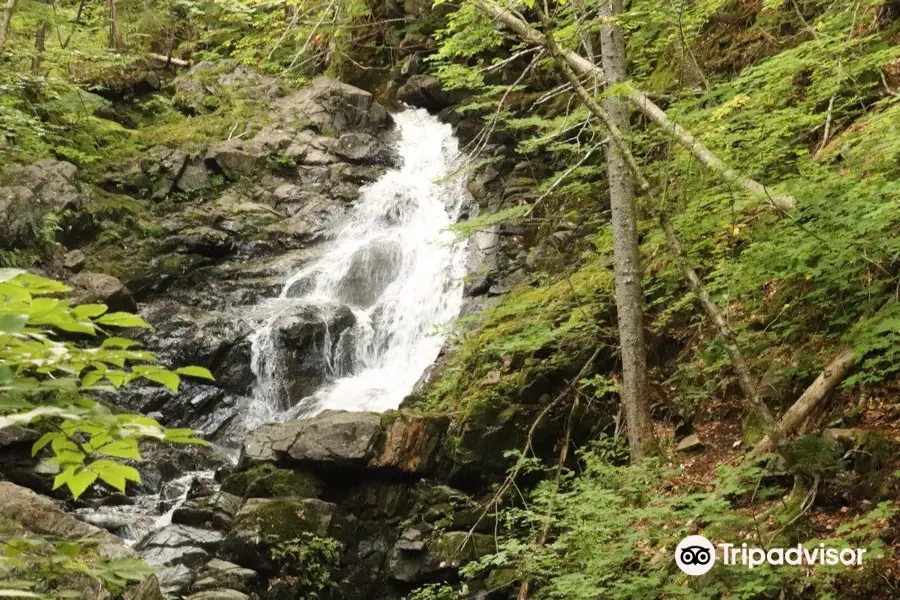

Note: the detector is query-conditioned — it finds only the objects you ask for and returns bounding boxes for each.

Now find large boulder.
[71,271,137,312]
[276,77,392,135]
[397,75,458,111]
[0,482,163,598]
[0,159,90,249]
[241,410,381,467]
[173,61,281,115]
[261,303,357,405]
[135,524,224,568]
[240,410,447,474]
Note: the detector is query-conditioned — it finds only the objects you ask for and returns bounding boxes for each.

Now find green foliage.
[270,532,342,598]
[0,531,155,600]
[0,269,207,499]
[422,252,616,415]
[450,440,894,599]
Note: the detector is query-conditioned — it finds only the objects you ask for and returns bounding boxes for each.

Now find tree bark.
[108,0,121,50]
[474,0,795,211]
[0,0,17,56]
[31,19,47,73]
[597,0,654,462]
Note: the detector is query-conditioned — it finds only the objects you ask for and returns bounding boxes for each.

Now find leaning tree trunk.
[598,0,655,462]
[0,0,17,56]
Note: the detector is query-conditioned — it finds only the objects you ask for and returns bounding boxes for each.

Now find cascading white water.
[245,108,469,426]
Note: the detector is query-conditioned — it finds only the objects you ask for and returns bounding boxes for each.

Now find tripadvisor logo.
[675,535,716,576]
[675,535,868,576]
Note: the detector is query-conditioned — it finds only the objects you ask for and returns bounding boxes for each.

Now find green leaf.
[101,336,141,349]
[72,304,108,319]
[90,459,141,492]
[175,365,215,380]
[96,439,141,460]
[65,467,100,499]
[0,591,42,598]
[164,428,207,445]
[142,370,180,393]
[96,312,150,329]
[0,313,28,333]
[31,432,62,456]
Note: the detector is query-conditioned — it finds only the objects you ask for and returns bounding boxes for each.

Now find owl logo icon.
[675,535,716,576]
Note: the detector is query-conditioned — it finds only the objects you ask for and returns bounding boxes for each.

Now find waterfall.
[244,108,469,427]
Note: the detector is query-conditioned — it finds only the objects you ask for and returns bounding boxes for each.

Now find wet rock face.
[396,75,459,111]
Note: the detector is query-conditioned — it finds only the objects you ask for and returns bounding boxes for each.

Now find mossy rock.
[221,464,323,499]
[231,497,336,539]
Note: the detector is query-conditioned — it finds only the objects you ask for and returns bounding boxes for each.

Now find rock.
[287,410,380,465]
[135,524,224,568]
[331,240,403,308]
[276,76,392,135]
[174,226,235,258]
[176,161,213,194]
[397,75,458,111]
[0,482,133,560]
[157,564,197,596]
[675,433,705,453]
[173,490,243,530]
[0,159,90,249]
[220,464,323,499]
[333,132,392,164]
[0,425,39,447]
[201,559,258,592]
[184,591,250,600]
[374,413,447,474]
[241,410,448,475]
[71,271,136,313]
[218,497,339,574]
[387,531,494,583]
[205,141,264,180]
[63,249,86,272]
[122,575,164,600]
[173,61,280,115]
[263,303,357,404]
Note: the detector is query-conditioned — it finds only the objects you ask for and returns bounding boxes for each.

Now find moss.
[221,464,323,499]
[418,257,615,418]
[234,498,331,540]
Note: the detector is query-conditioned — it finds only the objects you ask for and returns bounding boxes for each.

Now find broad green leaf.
[90,459,141,492]
[175,365,215,380]
[72,304,108,319]
[164,428,207,445]
[142,370,180,393]
[31,432,62,456]
[96,439,142,460]
[0,313,27,333]
[101,336,141,349]
[96,313,150,329]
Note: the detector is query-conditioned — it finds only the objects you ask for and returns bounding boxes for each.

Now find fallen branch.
[747,347,856,459]
[147,52,190,67]
[474,0,796,211]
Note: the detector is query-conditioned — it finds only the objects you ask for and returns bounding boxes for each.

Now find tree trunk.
[108,0,121,50]
[0,0,17,56]
[31,20,47,73]
[598,0,654,462]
